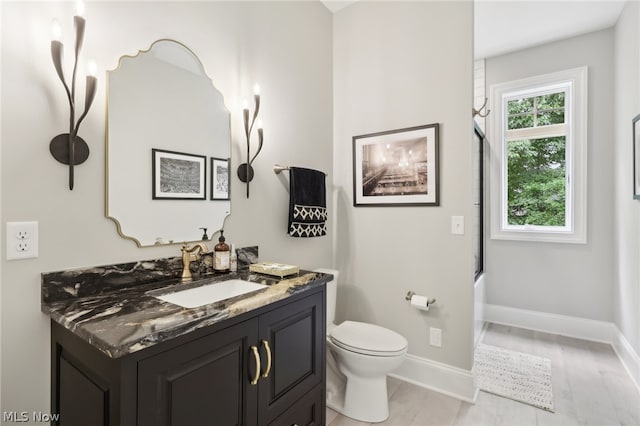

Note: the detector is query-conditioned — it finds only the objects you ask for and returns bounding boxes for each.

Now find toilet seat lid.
[330,321,407,356]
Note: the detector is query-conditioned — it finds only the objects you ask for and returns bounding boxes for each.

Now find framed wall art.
[152,149,206,200]
[352,123,440,206]
[211,157,230,200]
[634,113,640,200]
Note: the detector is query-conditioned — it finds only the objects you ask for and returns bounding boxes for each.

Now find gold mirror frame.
[105,39,231,247]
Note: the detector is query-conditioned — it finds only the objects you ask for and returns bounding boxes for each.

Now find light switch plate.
[6,221,39,260]
[429,327,442,347]
[451,216,464,235]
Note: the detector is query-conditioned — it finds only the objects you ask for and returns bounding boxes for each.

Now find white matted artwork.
[352,123,439,206]
[152,149,206,200]
[211,157,229,200]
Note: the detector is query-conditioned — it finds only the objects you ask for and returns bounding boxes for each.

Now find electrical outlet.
[6,221,38,260]
[429,327,442,347]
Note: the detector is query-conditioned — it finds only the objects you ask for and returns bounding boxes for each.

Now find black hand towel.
[288,167,327,237]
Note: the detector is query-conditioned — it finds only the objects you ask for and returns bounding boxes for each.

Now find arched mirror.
[106,39,231,246]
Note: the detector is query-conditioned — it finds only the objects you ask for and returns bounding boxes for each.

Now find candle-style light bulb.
[88,61,97,76]
[75,0,85,17]
[253,84,261,95]
[51,19,62,41]
[257,119,263,130]
[242,99,249,110]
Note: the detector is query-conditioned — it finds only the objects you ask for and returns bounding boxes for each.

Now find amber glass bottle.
[213,230,230,273]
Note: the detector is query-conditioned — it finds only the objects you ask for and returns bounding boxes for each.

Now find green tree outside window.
[506,91,567,227]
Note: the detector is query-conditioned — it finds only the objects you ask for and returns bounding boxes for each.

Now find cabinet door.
[258,291,325,424]
[138,319,259,426]
[57,356,109,426]
[268,385,324,426]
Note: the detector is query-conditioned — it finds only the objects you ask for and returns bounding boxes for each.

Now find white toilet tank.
[313,268,338,327]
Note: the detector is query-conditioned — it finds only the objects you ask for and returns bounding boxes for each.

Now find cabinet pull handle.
[261,340,272,378]
[250,345,261,385]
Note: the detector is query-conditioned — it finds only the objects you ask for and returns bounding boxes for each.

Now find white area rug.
[474,343,554,412]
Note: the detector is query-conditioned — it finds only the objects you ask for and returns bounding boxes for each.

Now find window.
[489,67,587,243]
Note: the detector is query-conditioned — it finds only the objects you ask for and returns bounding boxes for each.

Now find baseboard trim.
[389,354,478,403]
[612,327,640,391]
[485,303,640,392]
[484,303,615,343]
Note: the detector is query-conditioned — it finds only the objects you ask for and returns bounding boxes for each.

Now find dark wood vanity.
[43,265,329,426]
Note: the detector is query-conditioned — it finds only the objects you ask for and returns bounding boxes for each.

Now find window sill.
[490,229,586,244]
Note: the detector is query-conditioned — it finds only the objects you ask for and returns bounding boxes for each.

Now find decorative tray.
[249,262,300,278]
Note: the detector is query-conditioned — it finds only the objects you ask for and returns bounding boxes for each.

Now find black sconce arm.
[250,94,260,133]
[75,75,97,133]
[249,128,263,165]
[50,41,72,105]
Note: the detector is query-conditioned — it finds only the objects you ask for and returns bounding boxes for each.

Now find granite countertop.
[42,261,331,359]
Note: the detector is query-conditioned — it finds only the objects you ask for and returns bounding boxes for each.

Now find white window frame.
[489,67,588,244]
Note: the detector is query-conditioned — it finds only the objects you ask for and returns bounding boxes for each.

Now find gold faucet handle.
[181,243,209,261]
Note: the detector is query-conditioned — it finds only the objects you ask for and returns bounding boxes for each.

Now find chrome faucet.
[181,243,209,281]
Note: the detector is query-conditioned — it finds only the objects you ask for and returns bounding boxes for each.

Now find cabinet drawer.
[268,385,324,426]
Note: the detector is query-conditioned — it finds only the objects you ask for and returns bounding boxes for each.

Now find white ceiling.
[321,0,627,59]
[475,0,626,59]
[321,0,358,13]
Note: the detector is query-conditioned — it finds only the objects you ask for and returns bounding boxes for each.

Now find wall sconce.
[49,0,97,190]
[237,84,264,198]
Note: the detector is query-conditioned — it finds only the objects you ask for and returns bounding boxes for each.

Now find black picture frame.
[211,157,230,200]
[352,123,440,206]
[152,149,206,200]
[634,113,640,200]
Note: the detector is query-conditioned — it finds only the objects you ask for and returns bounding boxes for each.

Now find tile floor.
[326,323,640,425]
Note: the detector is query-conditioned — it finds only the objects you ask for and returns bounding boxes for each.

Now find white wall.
[613,0,640,357]
[1,1,333,416]
[333,1,475,370]
[473,59,486,134]
[484,29,616,322]
[474,274,485,347]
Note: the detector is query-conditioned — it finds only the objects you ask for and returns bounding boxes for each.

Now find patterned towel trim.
[293,205,327,222]
[289,222,327,238]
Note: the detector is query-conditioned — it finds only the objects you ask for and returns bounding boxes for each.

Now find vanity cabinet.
[51,287,325,426]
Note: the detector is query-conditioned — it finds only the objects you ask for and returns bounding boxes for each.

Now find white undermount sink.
[154,279,268,308]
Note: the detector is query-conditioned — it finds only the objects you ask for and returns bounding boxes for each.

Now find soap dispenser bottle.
[213,230,230,273]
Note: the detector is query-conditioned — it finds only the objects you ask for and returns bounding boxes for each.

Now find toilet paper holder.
[405,291,436,307]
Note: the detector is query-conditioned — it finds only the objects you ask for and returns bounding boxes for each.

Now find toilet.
[314,268,408,423]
